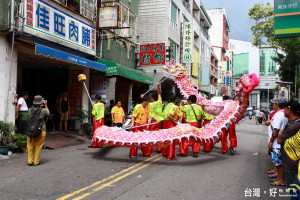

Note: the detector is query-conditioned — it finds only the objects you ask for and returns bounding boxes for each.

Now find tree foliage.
[248,3,300,98]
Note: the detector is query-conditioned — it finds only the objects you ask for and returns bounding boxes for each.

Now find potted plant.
[0,120,15,155]
[9,134,27,153]
[75,109,92,136]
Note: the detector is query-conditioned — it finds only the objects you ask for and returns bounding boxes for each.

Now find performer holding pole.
[129,96,158,158]
[140,75,172,99]
[161,94,182,160]
[91,95,105,148]
[78,74,95,106]
[148,83,164,152]
[179,95,204,158]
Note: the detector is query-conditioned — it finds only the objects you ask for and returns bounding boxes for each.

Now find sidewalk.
[0,131,90,160]
[44,131,90,149]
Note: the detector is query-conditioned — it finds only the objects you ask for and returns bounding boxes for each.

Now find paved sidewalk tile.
[44,132,89,149]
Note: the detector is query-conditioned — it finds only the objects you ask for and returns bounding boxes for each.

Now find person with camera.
[27,95,49,166]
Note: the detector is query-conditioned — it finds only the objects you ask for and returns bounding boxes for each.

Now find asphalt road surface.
[0,118,290,200]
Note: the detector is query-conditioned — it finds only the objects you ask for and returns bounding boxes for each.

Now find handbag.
[189,103,202,128]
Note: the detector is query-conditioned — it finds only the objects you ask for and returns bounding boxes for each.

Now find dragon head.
[163,60,187,78]
[236,73,260,95]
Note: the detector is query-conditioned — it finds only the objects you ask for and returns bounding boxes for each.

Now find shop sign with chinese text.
[139,43,166,65]
[99,6,118,28]
[274,0,300,38]
[223,76,228,86]
[24,0,96,55]
[183,22,193,63]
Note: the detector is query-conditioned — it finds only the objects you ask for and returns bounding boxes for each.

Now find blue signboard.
[223,76,228,86]
[35,43,106,71]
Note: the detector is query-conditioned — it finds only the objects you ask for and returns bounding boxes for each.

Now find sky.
[201,0,273,42]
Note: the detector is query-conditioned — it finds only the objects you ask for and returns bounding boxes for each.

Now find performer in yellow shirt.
[179,95,204,158]
[162,95,182,160]
[91,95,105,148]
[111,100,125,127]
[129,96,158,158]
[149,83,164,152]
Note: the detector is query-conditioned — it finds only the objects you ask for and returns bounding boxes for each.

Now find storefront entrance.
[17,45,86,130]
[21,67,69,110]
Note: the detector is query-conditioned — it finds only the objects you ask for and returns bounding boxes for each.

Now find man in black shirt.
[278,101,300,187]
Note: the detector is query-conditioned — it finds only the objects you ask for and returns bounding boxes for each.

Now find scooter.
[122,115,132,131]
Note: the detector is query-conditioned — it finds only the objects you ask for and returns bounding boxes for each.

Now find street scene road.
[1,0,299,199]
[0,118,289,200]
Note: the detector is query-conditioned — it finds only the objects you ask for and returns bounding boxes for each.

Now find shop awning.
[35,44,106,71]
[96,59,153,84]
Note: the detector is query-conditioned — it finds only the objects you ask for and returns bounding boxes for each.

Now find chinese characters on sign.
[223,76,231,86]
[277,2,298,10]
[274,0,300,38]
[25,0,96,54]
[223,76,228,86]
[99,6,119,27]
[183,22,193,63]
[139,43,166,66]
[244,187,298,198]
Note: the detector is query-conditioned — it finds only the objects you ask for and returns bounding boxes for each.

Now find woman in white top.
[16,91,29,134]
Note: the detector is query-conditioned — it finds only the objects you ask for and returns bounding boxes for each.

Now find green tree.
[248,3,300,99]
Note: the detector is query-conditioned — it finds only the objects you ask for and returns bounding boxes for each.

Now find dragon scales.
[93,61,260,147]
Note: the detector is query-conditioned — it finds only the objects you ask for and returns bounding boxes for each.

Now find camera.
[42,98,47,105]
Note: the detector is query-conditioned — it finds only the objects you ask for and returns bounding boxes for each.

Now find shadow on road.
[83,146,233,166]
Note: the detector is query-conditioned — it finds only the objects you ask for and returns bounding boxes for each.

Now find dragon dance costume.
[161,102,182,159]
[91,61,260,160]
[129,104,155,157]
[180,103,204,155]
[148,96,163,152]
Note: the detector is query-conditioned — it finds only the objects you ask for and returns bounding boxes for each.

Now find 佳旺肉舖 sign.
[24,0,96,55]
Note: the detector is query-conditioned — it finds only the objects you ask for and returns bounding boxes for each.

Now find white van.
[210,96,223,103]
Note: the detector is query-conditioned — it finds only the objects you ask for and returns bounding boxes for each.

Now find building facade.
[96,0,153,114]
[138,0,214,99]
[0,0,223,126]
[206,8,232,97]
[230,39,281,109]
[197,2,218,97]
[0,0,106,125]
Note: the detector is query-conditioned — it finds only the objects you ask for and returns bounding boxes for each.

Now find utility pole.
[265,83,269,109]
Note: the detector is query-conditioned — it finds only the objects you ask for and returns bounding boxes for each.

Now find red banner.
[140,43,165,66]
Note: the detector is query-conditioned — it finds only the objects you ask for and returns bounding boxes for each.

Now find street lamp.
[265,83,269,109]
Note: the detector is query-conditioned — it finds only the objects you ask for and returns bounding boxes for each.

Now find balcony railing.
[193,13,200,25]
[200,24,209,40]
[182,0,191,13]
